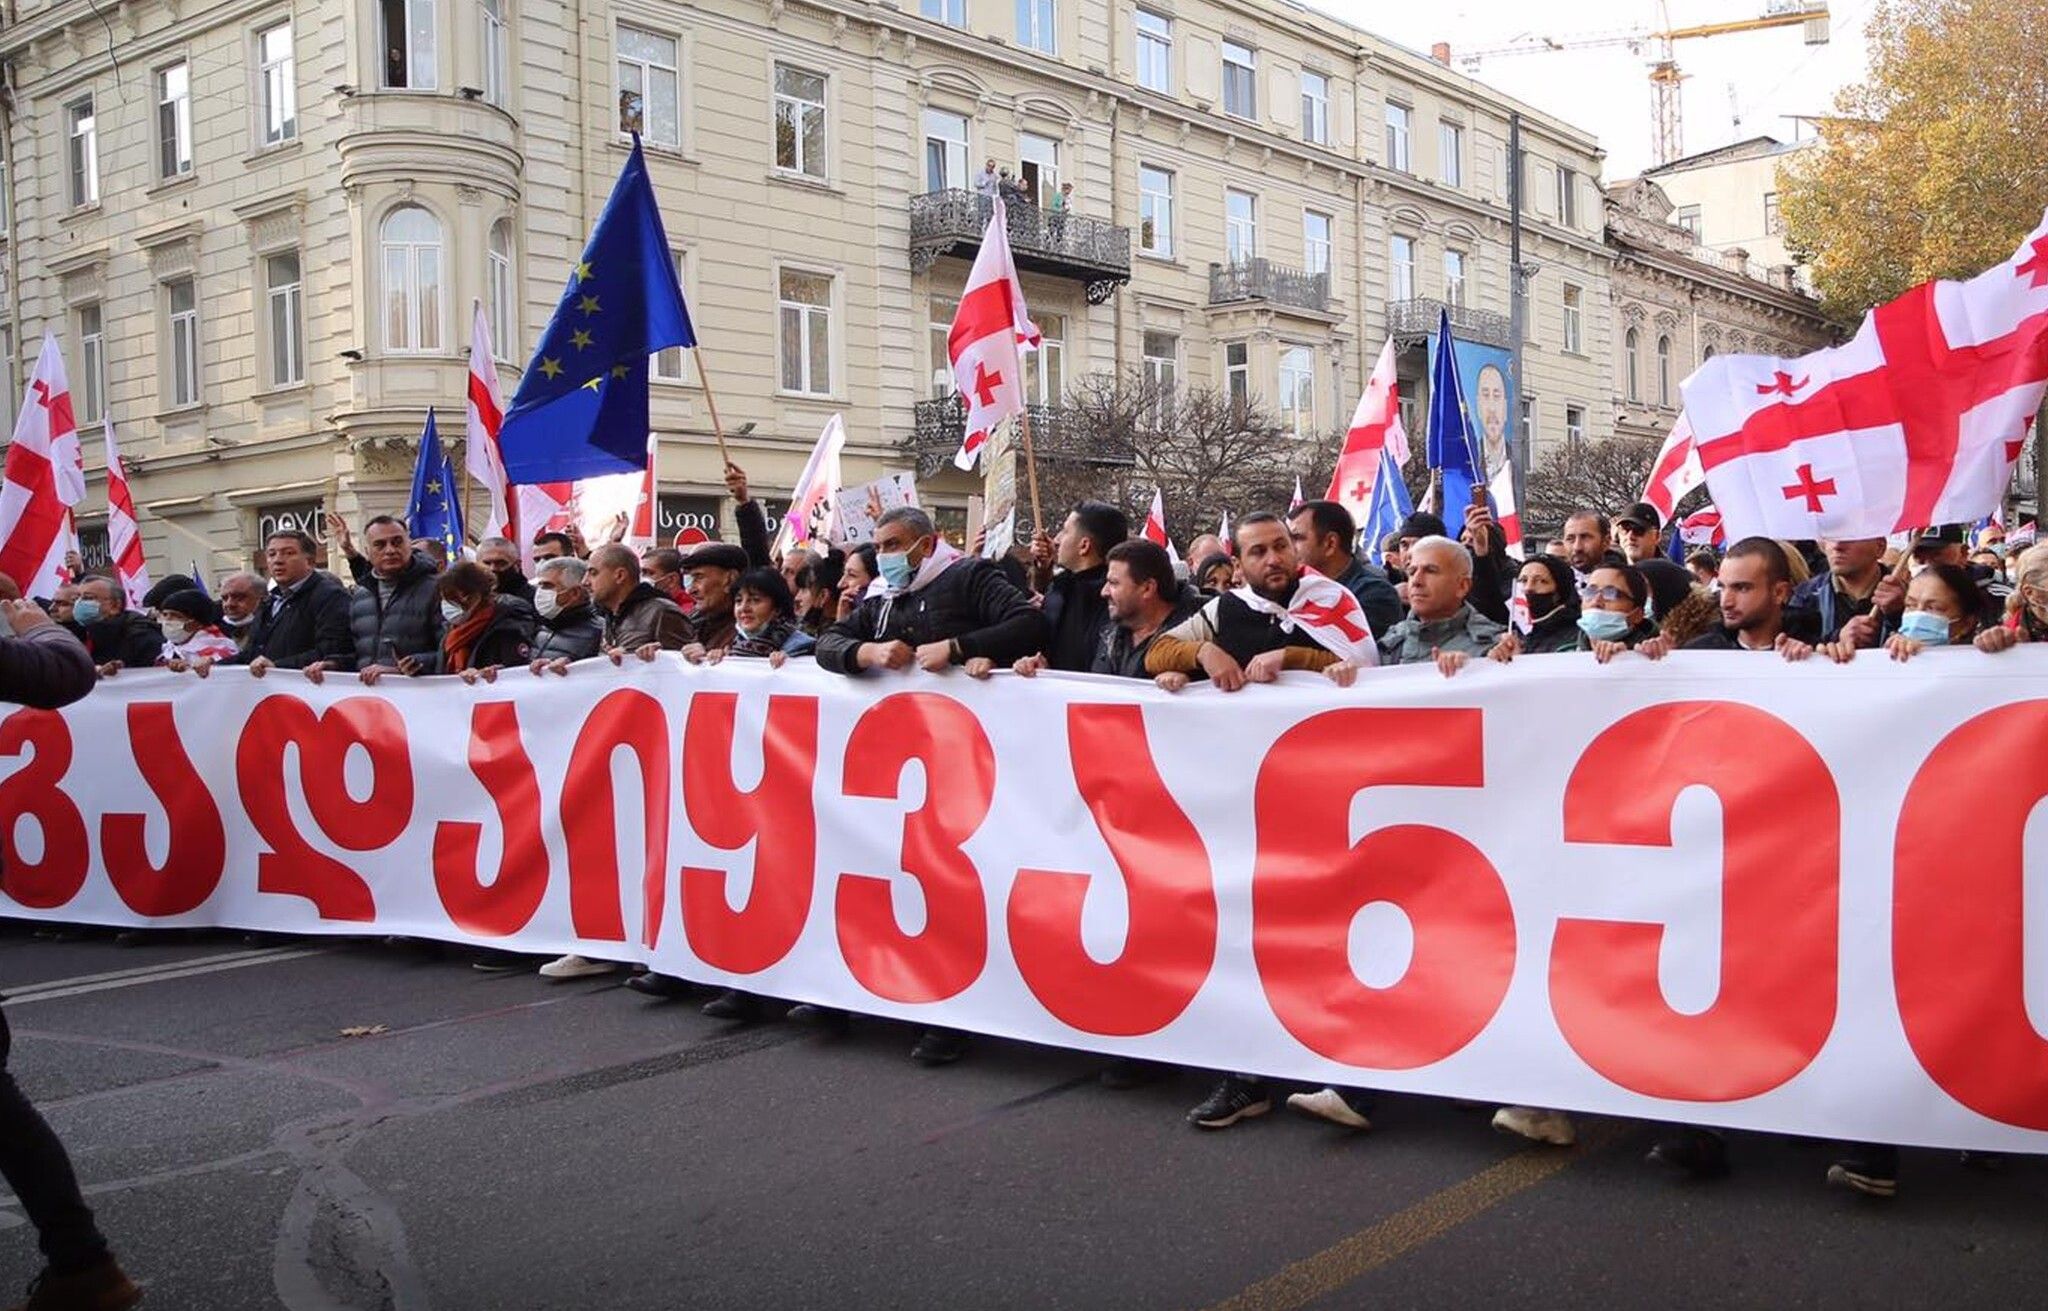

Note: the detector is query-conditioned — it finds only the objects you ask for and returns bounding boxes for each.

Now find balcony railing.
[1206,258,1332,315]
[1386,298,1513,350]
[907,397,1137,479]
[910,191,1131,304]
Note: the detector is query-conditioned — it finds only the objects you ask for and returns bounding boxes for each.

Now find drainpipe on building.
[573,0,592,240]
[1507,111,1527,485]
[0,64,19,395]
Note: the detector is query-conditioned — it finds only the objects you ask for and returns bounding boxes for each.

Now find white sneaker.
[1286,1088,1372,1130]
[1492,1106,1576,1146]
[538,954,617,980]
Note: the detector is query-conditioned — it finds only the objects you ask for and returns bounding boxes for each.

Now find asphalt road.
[3,926,2044,1310]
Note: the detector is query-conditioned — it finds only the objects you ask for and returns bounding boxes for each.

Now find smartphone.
[1471,483,1491,510]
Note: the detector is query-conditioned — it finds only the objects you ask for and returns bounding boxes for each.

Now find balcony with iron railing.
[906,396,1137,480]
[1386,298,1513,350]
[910,191,1131,304]
[1207,258,1332,316]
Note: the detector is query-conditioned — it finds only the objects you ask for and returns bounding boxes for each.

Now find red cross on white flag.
[103,419,151,609]
[1326,338,1407,528]
[0,334,87,599]
[947,198,1041,471]
[1681,208,2048,540]
[1140,487,1178,560]
[1639,415,1705,527]
[1232,566,1379,667]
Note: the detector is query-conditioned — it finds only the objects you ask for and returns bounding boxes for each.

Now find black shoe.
[1187,1076,1271,1129]
[910,1029,969,1065]
[787,1003,850,1034]
[1647,1128,1730,1180]
[1099,1057,1166,1090]
[700,989,763,1022]
[1959,1149,2007,1173]
[623,972,690,1000]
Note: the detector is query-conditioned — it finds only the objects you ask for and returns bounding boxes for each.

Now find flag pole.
[689,344,735,469]
[1017,408,1044,537]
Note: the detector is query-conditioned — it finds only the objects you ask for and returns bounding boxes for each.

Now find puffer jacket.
[532,603,606,663]
[348,555,444,670]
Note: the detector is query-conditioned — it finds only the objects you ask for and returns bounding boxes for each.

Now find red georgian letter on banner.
[1008,703,1216,1036]
[103,702,225,917]
[1253,708,1514,1069]
[432,702,548,938]
[0,710,87,910]
[836,693,993,1003]
[1551,701,1838,1101]
[1895,701,2048,1129]
[561,689,670,946]
[235,697,413,921]
[681,692,820,974]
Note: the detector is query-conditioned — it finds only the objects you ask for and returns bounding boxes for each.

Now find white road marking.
[4,947,328,1006]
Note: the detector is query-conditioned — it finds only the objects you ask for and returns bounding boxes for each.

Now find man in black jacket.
[0,598,144,1310]
[528,556,607,668]
[1682,537,1815,656]
[1288,499,1403,636]
[335,515,443,678]
[223,529,354,673]
[475,537,534,604]
[1029,500,1127,671]
[70,577,163,676]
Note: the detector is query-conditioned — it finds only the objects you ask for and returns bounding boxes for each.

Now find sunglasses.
[1579,584,1634,605]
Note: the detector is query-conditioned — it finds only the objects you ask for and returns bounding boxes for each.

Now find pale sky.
[1305,0,1875,179]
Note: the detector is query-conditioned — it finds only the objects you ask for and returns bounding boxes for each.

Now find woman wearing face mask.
[1820,562,1983,663]
[1486,556,1580,661]
[1573,563,1670,663]
[835,545,878,623]
[432,562,536,684]
[152,590,239,664]
[1977,542,2048,652]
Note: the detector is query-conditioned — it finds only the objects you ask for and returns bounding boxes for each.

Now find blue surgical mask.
[70,599,103,626]
[1577,610,1633,642]
[1898,610,1951,645]
[877,551,913,591]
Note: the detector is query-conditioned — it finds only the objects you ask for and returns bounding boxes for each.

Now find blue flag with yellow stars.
[1425,308,1483,517]
[406,408,465,559]
[498,138,697,482]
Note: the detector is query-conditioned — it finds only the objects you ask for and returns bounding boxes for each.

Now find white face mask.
[439,600,467,624]
[220,610,254,629]
[159,620,192,644]
[534,586,562,620]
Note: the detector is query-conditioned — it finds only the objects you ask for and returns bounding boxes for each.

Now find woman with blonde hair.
[1978,541,2048,652]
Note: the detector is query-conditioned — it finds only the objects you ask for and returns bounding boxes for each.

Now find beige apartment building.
[0,0,1615,574]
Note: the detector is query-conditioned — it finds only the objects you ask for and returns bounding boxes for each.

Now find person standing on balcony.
[974,158,999,199]
[1050,181,1073,248]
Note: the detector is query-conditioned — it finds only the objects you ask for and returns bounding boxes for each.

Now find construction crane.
[1454,2,1830,167]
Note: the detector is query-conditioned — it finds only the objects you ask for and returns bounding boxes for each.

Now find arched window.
[1656,334,1673,406]
[487,218,515,359]
[1624,327,1640,402]
[380,206,443,353]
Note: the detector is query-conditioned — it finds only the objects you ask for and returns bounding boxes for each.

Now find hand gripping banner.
[3,653,2045,1152]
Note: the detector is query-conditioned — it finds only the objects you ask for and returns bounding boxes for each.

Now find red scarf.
[442,602,496,673]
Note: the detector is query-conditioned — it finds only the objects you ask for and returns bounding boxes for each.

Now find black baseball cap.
[1914,524,1967,548]
[1617,501,1662,531]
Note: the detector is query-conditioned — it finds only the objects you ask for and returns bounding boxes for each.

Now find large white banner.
[3,653,2046,1152]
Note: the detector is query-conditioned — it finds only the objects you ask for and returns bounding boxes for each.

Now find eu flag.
[407,408,465,559]
[1362,445,1416,566]
[1425,309,1483,518]
[497,138,696,482]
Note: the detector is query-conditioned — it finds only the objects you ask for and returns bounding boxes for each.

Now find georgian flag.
[1680,208,2048,541]
[1487,457,1524,561]
[0,334,88,599]
[103,419,150,609]
[1640,415,1705,526]
[1327,338,1407,527]
[1140,487,1178,560]
[1232,566,1379,667]
[465,303,512,540]
[947,198,1041,471]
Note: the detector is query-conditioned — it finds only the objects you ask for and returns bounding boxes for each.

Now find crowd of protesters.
[6,459,2045,1309]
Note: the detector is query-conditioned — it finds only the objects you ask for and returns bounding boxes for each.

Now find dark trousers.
[0,1006,110,1274]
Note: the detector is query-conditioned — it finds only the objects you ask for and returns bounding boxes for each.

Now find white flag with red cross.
[1326,338,1407,527]
[948,198,1041,471]
[0,334,88,599]
[1140,487,1178,561]
[466,303,512,541]
[1235,566,1379,666]
[625,445,658,552]
[103,419,151,609]
[1681,209,2048,541]
[1640,415,1705,527]
[1487,457,1524,561]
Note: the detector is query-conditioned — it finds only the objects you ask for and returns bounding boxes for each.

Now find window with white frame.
[1443,249,1467,307]
[0,326,13,436]
[1384,100,1411,172]
[1225,188,1257,265]
[380,206,444,353]
[1142,330,1178,401]
[1019,132,1059,206]
[1138,165,1174,256]
[1302,210,1332,279]
[1300,71,1329,145]
[1439,121,1463,187]
[921,0,966,27]
[616,25,680,148]
[157,63,192,179]
[1136,10,1172,93]
[1024,312,1064,405]
[380,0,437,90]
[1278,345,1315,436]
[166,279,201,408]
[1624,327,1640,400]
[1522,395,1538,449]
[265,252,304,387]
[1657,334,1673,406]
[481,0,508,107]
[927,294,957,398]
[1561,282,1583,354]
[1221,41,1256,119]
[1764,191,1782,234]
[1225,341,1250,411]
[778,268,833,396]
[774,64,827,179]
[76,305,105,424]
[1565,404,1586,452]
[1016,0,1055,55]
[654,251,694,382]
[1555,164,1578,227]
[1675,205,1702,240]
[923,108,969,193]
[257,23,297,144]
[67,96,97,208]
[486,219,515,360]
[1389,233,1416,301]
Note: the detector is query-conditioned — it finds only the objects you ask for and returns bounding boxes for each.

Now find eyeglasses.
[1579,584,1632,604]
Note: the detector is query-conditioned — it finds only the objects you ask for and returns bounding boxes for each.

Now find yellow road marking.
[1202,1118,1634,1311]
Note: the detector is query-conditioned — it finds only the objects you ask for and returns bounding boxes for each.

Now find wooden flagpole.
[1017,407,1044,537]
[688,344,735,470]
